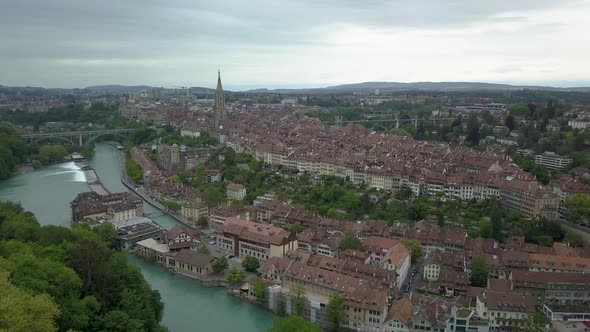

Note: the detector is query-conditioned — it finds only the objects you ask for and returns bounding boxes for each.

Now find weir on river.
[0,143,275,332]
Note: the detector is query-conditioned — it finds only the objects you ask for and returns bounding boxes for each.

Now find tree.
[241,256,261,272]
[126,159,143,183]
[566,193,590,224]
[289,282,306,316]
[338,230,362,250]
[470,255,489,287]
[267,316,322,332]
[465,113,481,146]
[198,245,211,255]
[253,280,268,304]
[326,292,345,331]
[93,222,119,249]
[504,115,515,132]
[403,240,424,264]
[161,200,181,212]
[197,216,209,227]
[523,313,548,332]
[0,268,61,332]
[226,268,245,285]
[289,224,304,234]
[212,257,229,273]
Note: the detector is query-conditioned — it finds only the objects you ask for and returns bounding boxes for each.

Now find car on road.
[209,240,216,245]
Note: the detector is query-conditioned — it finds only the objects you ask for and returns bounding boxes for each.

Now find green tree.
[504,115,515,132]
[339,230,362,250]
[566,193,590,223]
[197,216,209,227]
[126,159,144,183]
[465,113,481,146]
[93,222,120,249]
[198,245,211,255]
[523,313,549,332]
[253,279,269,304]
[0,268,61,332]
[267,316,322,332]
[212,256,229,273]
[289,224,304,234]
[289,282,306,316]
[326,292,345,331]
[161,200,181,211]
[226,268,246,285]
[403,239,424,264]
[241,256,261,272]
[470,255,489,287]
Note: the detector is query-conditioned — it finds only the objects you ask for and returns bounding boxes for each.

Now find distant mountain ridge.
[245,81,590,94]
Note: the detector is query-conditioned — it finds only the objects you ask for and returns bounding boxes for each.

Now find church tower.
[214,70,225,129]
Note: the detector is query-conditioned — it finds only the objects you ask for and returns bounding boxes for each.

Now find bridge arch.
[31,136,75,145]
[87,131,129,144]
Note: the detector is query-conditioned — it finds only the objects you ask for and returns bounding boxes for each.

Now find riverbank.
[115,148,199,230]
[15,164,34,176]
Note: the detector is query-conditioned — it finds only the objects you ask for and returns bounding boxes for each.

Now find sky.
[1,0,590,90]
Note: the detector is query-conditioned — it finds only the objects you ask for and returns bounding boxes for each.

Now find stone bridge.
[21,129,133,146]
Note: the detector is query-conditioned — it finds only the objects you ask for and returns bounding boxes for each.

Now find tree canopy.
[470,255,489,287]
[566,193,590,224]
[266,316,322,332]
[212,256,229,273]
[241,256,261,272]
[403,239,424,264]
[338,230,362,251]
[0,201,166,331]
[326,292,345,331]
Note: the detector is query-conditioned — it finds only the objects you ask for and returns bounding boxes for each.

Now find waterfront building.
[115,216,164,249]
[162,225,201,252]
[165,249,214,279]
[136,238,170,264]
[216,217,297,260]
[70,191,143,224]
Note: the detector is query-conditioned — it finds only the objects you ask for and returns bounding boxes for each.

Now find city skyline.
[2,0,590,89]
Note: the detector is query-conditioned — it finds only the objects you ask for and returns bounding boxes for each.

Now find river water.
[0,143,274,332]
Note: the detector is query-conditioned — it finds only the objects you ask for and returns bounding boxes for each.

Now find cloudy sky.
[1,0,590,89]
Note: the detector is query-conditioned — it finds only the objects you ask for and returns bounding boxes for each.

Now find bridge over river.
[21,129,133,146]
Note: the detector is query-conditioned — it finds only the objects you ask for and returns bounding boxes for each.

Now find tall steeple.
[214,69,225,129]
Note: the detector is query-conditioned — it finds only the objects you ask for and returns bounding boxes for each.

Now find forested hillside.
[0,201,167,332]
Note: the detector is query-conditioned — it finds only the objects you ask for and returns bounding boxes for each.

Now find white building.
[568,120,590,129]
[534,152,573,170]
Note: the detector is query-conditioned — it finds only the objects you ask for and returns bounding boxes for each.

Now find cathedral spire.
[214,69,225,129]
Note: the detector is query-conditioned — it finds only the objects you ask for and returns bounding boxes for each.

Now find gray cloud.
[0,0,588,88]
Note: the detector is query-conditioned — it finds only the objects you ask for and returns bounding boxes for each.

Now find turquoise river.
[0,143,275,332]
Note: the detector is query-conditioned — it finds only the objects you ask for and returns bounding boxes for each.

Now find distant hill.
[244,81,590,94]
[84,85,157,93]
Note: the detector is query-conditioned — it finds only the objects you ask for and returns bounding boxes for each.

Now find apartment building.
[180,201,208,225]
[510,270,590,304]
[499,178,560,220]
[534,152,573,170]
[475,291,536,332]
[226,183,246,201]
[216,217,297,260]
